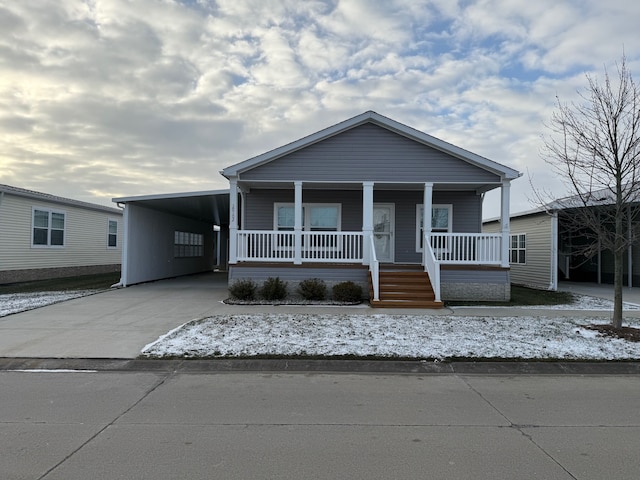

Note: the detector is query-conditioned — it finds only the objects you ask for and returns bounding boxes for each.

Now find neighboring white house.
[484,209,559,291]
[0,184,123,284]
[484,192,640,291]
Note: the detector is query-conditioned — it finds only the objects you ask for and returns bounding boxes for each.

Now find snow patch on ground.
[0,291,99,317]
[141,314,640,360]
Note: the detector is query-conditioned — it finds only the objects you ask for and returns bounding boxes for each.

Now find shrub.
[297,278,327,301]
[332,281,363,303]
[260,277,288,301]
[229,279,257,300]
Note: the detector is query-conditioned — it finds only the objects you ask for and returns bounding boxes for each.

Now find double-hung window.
[108,219,118,248]
[510,233,526,264]
[32,208,65,247]
[275,203,341,253]
[275,204,341,232]
[415,204,452,252]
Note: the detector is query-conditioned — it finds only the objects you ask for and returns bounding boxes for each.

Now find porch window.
[274,204,341,231]
[510,233,526,264]
[416,204,452,252]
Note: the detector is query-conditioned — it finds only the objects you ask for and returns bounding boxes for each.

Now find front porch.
[230,229,509,306]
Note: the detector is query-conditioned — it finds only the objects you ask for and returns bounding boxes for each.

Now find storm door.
[373,204,395,262]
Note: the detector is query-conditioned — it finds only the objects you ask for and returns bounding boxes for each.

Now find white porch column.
[423,182,433,262]
[362,182,374,265]
[229,177,238,264]
[500,180,511,268]
[294,181,303,265]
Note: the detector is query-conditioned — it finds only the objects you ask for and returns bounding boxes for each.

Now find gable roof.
[221,111,521,181]
[1,183,122,215]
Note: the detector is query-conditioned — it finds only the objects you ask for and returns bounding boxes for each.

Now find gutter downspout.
[550,211,558,291]
[111,201,126,288]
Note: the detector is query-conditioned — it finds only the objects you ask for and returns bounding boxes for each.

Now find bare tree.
[542,55,640,328]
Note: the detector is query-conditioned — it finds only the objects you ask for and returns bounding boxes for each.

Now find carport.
[113,190,230,286]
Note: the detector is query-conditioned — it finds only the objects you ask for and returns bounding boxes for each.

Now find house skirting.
[229,263,511,302]
[229,263,370,298]
[0,264,121,285]
[440,265,510,302]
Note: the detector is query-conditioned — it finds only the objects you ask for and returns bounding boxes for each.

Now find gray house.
[222,111,521,306]
[114,112,520,305]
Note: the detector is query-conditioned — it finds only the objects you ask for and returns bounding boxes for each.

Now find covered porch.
[228,179,512,304]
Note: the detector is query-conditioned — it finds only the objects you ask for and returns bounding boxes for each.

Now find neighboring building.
[484,193,640,291]
[484,209,559,291]
[114,111,522,306]
[0,184,123,284]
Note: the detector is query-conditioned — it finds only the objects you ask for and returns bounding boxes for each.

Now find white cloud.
[0,0,638,212]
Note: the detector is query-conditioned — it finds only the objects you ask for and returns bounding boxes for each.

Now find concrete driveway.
[0,272,231,358]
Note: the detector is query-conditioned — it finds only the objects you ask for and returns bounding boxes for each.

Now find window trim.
[31,207,66,248]
[273,203,342,232]
[509,233,526,265]
[107,218,118,249]
[415,204,453,252]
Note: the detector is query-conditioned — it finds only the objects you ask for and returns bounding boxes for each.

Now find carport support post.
[500,180,511,268]
[229,178,238,264]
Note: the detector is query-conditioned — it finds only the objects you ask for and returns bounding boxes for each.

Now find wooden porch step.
[369,270,444,309]
[370,299,444,308]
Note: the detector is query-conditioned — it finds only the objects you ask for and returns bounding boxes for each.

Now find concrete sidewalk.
[1,272,640,359]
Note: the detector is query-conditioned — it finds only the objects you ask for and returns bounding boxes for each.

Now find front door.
[373,204,394,262]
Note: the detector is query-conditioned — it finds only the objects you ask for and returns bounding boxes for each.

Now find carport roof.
[113,189,230,225]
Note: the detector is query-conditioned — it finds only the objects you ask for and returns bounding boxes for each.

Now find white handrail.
[236,230,363,263]
[429,233,502,264]
[369,234,379,301]
[423,234,441,302]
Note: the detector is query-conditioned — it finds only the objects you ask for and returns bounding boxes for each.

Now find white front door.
[373,204,394,263]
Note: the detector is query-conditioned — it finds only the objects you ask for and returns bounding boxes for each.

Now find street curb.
[1,357,640,374]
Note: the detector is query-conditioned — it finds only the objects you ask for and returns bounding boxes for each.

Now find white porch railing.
[236,230,363,263]
[429,233,502,265]
[369,234,379,301]
[423,237,441,302]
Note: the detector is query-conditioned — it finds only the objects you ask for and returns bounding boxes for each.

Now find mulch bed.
[585,324,640,342]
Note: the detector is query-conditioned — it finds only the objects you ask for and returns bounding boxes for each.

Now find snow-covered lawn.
[0,291,99,317]
[142,313,640,361]
[4,289,640,360]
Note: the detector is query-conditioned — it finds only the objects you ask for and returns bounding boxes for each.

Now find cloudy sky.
[0,0,638,218]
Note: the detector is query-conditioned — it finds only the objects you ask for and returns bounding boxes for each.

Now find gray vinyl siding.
[485,212,554,290]
[240,124,500,184]
[243,189,363,230]
[243,189,482,263]
[0,193,122,272]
